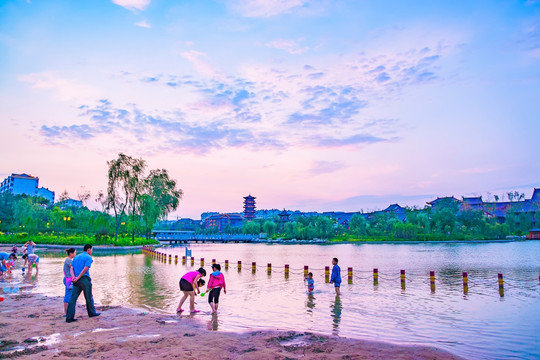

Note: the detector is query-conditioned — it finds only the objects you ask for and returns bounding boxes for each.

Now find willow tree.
[106,153,147,241]
[140,169,183,237]
[107,154,182,241]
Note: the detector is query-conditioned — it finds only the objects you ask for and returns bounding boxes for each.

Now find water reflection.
[305,294,316,313]
[207,314,219,331]
[330,295,342,336]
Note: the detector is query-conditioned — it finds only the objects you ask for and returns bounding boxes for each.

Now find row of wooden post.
[145,249,518,296]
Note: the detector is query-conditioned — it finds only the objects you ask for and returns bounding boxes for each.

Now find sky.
[1,0,540,219]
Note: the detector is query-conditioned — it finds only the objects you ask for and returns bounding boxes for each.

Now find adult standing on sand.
[63,248,76,315]
[177,267,206,313]
[66,244,100,323]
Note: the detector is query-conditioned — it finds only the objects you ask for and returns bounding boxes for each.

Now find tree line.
[200,198,538,241]
[0,153,182,245]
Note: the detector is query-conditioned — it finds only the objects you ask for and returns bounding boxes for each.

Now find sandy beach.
[0,292,463,360]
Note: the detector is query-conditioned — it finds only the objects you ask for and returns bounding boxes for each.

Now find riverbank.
[0,244,160,253]
[0,292,462,360]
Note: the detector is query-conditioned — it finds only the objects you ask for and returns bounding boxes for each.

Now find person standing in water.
[177,267,206,313]
[305,272,315,293]
[330,257,341,295]
[206,263,226,314]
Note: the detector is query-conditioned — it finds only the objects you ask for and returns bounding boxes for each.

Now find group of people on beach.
[5,241,343,322]
[0,241,40,278]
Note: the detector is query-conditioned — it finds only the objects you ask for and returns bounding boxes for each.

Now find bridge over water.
[152,230,259,244]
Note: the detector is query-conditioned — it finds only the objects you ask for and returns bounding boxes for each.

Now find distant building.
[57,198,83,209]
[243,195,256,220]
[278,209,291,223]
[204,213,243,232]
[427,188,540,226]
[36,187,55,204]
[426,196,460,211]
[201,212,219,221]
[255,209,280,220]
[369,204,407,222]
[0,173,55,203]
[462,196,483,211]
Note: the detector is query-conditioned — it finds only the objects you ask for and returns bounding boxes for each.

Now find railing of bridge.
[154,233,258,241]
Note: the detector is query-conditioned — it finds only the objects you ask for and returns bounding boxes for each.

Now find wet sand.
[0,292,464,360]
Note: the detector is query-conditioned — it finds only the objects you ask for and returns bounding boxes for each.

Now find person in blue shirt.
[66,244,100,322]
[305,272,315,293]
[0,252,17,276]
[330,257,341,295]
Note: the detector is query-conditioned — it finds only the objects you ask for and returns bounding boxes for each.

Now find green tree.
[106,153,146,241]
[141,169,183,236]
[262,220,277,236]
[349,214,368,236]
[242,220,261,234]
[314,216,333,238]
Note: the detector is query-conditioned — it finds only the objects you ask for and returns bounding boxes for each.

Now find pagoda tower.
[243,194,256,220]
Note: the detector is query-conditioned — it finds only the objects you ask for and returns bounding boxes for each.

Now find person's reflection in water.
[306,294,316,313]
[330,295,342,335]
[207,313,219,331]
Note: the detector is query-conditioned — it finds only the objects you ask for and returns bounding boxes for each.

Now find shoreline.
[0,292,463,359]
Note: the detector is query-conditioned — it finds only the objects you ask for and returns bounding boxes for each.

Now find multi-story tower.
[243,195,256,220]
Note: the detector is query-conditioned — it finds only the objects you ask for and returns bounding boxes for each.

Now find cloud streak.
[112,0,150,11]
[227,0,309,17]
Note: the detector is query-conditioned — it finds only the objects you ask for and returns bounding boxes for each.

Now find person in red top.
[177,267,206,313]
[206,263,226,314]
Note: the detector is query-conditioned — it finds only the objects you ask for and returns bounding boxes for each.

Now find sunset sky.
[1,0,540,219]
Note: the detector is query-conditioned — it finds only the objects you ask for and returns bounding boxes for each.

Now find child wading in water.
[305,272,314,293]
[206,264,226,314]
[177,267,206,313]
[330,257,341,295]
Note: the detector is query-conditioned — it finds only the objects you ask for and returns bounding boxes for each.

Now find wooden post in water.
[325,266,330,283]
[225,260,229,269]
[267,263,271,274]
[373,268,378,286]
[498,273,504,297]
[304,266,309,277]
[430,271,435,293]
[252,262,256,273]
[182,256,185,264]
[200,258,204,267]
[212,259,216,266]
[238,260,242,271]
[175,255,178,264]
[190,256,194,266]
[400,270,406,290]
[284,264,289,277]
[169,254,172,263]
[348,267,353,284]
[462,272,468,294]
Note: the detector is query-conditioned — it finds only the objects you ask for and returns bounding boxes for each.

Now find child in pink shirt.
[206,264,226,314]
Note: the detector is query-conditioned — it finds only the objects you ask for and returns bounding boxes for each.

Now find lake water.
[2,241,539,359]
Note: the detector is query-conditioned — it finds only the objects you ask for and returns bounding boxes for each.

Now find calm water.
[2,242,539,359]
